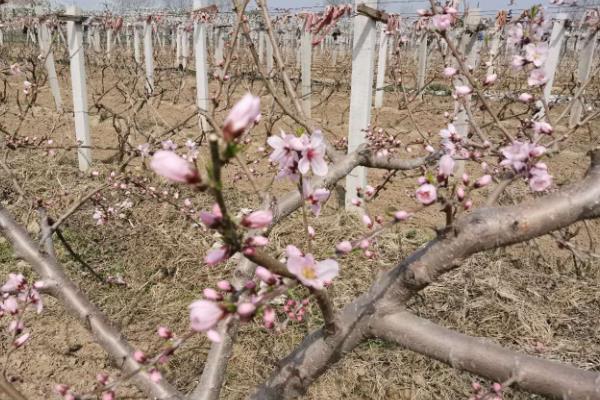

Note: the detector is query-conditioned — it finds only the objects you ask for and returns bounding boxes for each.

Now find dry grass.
[1,45,600,399]
[2,146,599,399]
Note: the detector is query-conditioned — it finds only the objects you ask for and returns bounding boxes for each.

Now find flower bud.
[217,280,233,292]
[336,241,353,255]
[203,288,223,301]
[241,210,273,229]
[255,266,276,285]
[157,326,173,339]
[133,350,147,363]
[474,174,492,188]
[237,302,256,319]
[394,211,410,221]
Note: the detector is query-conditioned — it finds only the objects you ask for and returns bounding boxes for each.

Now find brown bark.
[252,150,600,399]
[371,311,600,400]
[0,209,184,400]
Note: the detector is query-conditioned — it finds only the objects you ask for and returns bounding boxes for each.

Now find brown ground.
[0,36,599,400]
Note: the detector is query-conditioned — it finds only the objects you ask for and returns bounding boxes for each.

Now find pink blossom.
[242,210,273,229]
[439,123,458,141]
[203,288,222,301]
[438,154,455,178]
[531,162,548,173]
[484,73,497,85]
[529,145,546,158]
[457,186,465,201]
[263,307,276,329]
[199,203,222,228]
[365,185,376,197]
[362,214,373,229]
[474,175,492,188]
[102,391,115,400]
[133,350,147,363]
[455,85,472,96]
[287,255,339,290]
[150,151,200,184]
[55,384,70,396]
[237,302,256,318]
[394,211,410,221]
[507,24,524,46]
[157,326,173,339]
[307,226,316,238]
[255,266,276,285]
[204,246,230,266]
[2,296,18,314]
[13,332,30,348]
[149,368,162,383]
[23,80,32,95]
[298,131,328,176]
[97,373,110,385]
[223,93,261,141]
[161,139,177,151]
[500,141,531,172]
[524,43,548,67]
[511,55,526,70]
[492,382,503,393]
[267,131,304,178]
[335,241,353,254]
[29,289,43,314]
[432,14,452,31]
[303,181,330,216]
[8,320,24,333]
[217,280,233,292]
[189,300,224,332]
[246,236,269,247]
[92,209,106,225]
[205,329,221,343]
[359,239,370,249]
[286,245,304,258]
[528,68,548,87]
[529,164,552,191]
[533,121,553,134]
[519,92,534,103]
[1,273,26,292]
[442,66,457,77]
[415,184,437,205]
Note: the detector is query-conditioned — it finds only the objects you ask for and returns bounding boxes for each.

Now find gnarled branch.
[252,149,600,399]
[0,209,184,400]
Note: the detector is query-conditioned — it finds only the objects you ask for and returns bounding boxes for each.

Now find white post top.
[464,8,481,31]
[555,12,569,21]
[65,5,81,16]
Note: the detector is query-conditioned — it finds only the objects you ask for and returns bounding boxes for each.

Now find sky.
[58,0,564,14]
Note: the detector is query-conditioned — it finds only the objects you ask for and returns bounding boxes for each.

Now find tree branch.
[190,149,432,399]
[370,311,600,400]
[0,209,184,400]
[252,149,600,399]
